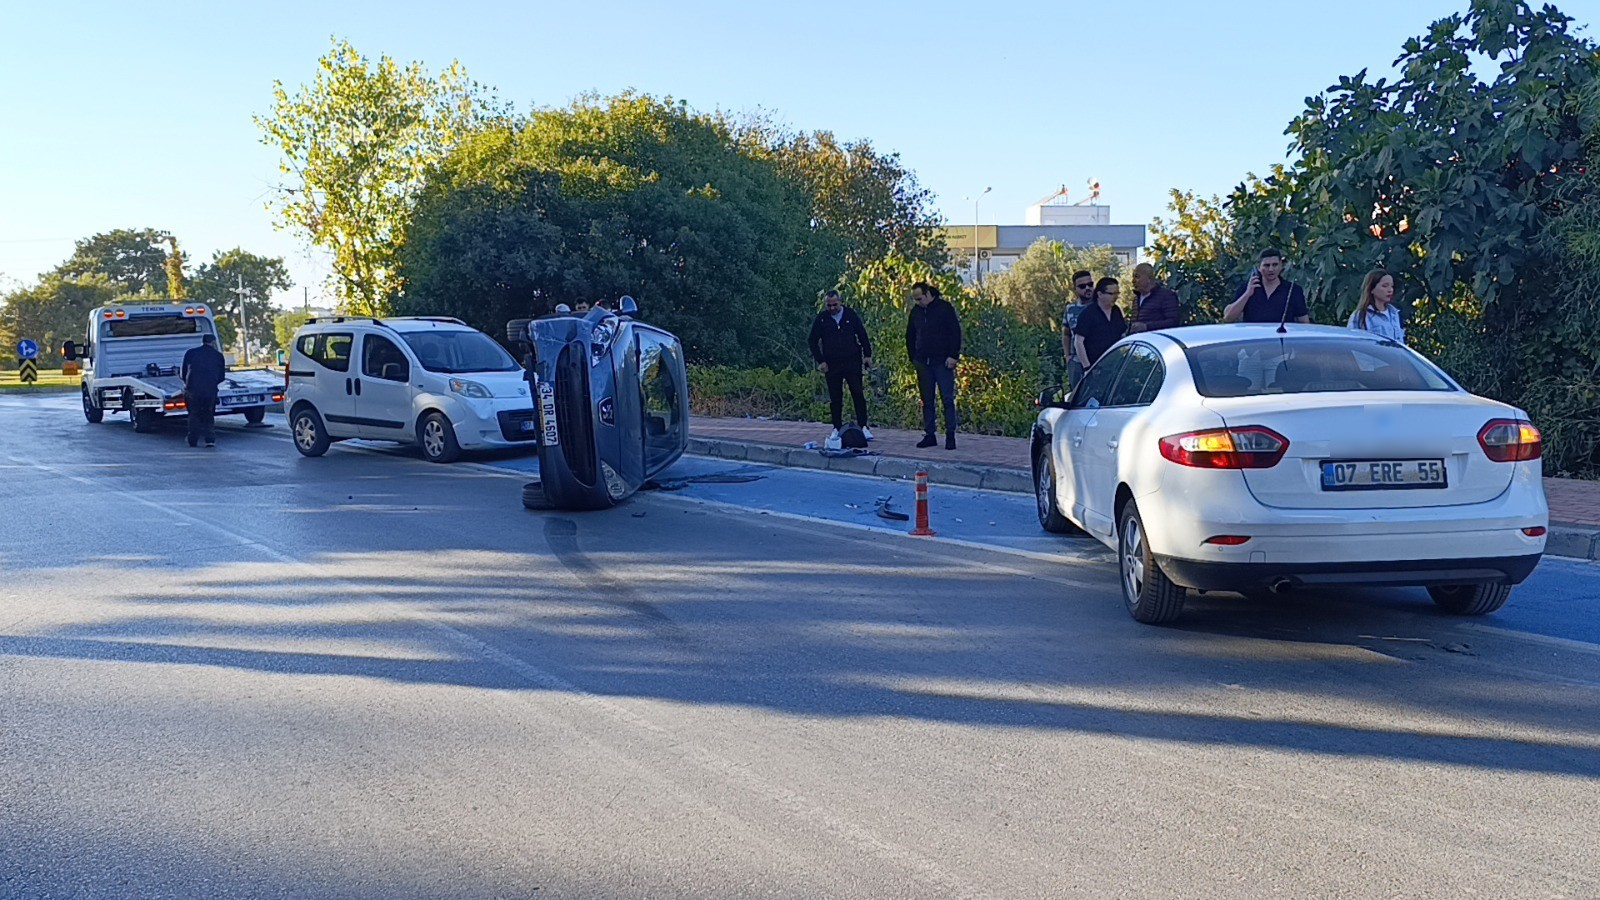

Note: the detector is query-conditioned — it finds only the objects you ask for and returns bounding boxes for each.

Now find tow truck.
[61,302,284,433]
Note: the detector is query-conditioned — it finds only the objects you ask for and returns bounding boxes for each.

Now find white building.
[941,185,1147,283]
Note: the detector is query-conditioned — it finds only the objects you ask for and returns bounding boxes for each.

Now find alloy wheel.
[1121,517,1146,604]
[294,415,317,451]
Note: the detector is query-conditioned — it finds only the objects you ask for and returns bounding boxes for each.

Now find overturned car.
[507,299,689,510]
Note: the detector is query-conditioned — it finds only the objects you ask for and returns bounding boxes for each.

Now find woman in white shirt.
[1348,269,1405,343]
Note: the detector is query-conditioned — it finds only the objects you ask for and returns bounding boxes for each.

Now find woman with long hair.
[1347,269,1405,343]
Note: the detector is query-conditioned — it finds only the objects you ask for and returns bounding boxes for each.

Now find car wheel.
[82,386,103,423]
[132,408,160,433]
[1034,446,1076,534]
[291,407,330,457]
[1427,582,1512,616]
[419,411,461,464]
[522,480,552,510]
[1118,500,1187,625]
[243,406,267,425]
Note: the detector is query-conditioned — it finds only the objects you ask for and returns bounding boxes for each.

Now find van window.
[362,334,410,382]
[298,332,353,373]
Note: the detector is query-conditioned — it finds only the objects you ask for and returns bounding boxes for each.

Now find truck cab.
[62,302,283,433]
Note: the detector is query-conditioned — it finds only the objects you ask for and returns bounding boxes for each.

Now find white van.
[284,316,536,463]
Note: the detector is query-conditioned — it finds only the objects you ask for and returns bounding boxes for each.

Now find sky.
[3,0,1597,308]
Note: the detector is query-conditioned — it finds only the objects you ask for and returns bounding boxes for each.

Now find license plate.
[1321,459,1447,491]
[537,382,559,446]
[227,394,263,406]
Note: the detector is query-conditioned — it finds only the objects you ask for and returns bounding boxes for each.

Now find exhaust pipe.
[1268,577,1294,595]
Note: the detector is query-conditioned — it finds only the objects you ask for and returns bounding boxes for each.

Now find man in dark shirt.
[181,333,227,447]
[1073,277,1127,368]
[1128,263,1182,332]
[1223,248,1310,324]
[905,281,962,449]
[807,290,874,441]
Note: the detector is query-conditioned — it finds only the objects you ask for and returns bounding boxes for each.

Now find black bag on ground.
[839,424,869,449]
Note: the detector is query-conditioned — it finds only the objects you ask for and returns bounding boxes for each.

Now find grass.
[0,369,81,392]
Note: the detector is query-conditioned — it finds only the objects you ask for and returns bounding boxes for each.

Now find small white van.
[284,316,536,463]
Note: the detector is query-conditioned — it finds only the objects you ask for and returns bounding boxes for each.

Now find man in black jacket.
[905,281,963,449]
[181,333,227,447]
[808,290,874,441]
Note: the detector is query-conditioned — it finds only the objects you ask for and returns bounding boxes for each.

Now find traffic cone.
[909,470,936,536]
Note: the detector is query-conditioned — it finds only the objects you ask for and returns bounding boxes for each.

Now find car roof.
[298,317,479,335]
[1145,323,1384,349]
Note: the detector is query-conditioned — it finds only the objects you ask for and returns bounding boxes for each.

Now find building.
[939,184,1147,283]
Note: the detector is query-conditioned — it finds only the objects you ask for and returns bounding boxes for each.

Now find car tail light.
[271,392,284,403]
[1478,419,1541,462]
[1159,426,1288,469]
[1522,526,1546,537]
[163,400,187,411]
[1203,535,1251,546]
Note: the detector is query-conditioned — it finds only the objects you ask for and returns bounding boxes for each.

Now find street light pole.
[973,186,992,284]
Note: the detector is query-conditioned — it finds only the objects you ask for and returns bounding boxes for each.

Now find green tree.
[164,237,187,301]
[57,228,172,295]
[273,309,313,353]
[189,249,293,351]
[0,273,123,366]
[256,38,508,314]
[983,238,1125,330]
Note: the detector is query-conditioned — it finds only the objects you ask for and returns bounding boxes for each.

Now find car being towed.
[1031,324,1548,624]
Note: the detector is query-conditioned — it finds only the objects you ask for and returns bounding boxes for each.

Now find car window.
[297,332,353,373]
[1187,338,1454,397]
[398,330,519,373]
[362,334,410,382]
[1106,344,1163,407]
[1137,354,1167,404]
[1070,345,1129,410]
[637,329,684,473]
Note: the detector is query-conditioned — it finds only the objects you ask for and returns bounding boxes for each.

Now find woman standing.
[1347,270,1405,343]
[1072,277,1128,369]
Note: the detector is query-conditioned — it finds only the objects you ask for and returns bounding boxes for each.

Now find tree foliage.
[190,248,293,351]
[56,228,172,295]
[0,273,123,366]
[164,237,187,301]
[274,309,313,354]
[256,38,507,314]
[984,238,1125,329]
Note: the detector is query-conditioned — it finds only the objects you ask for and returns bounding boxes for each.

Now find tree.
[57,228,172,295]
[983,238,1125,329]
[274,310,313,353]
[256,38,508,314]
[1147,189,1240,323]
[190,249,293,352]
[164,237,187,301]
[0,273,123,366]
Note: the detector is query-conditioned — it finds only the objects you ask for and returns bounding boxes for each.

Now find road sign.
[19,358,38,384]
[17,339,38,360]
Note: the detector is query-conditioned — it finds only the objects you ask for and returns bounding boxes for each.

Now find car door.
[1057,345,1129,531]
[1078,344,1164,537]
[355,332,416,439]
[294,330,358,437]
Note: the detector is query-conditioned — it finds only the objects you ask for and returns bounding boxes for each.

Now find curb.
[688,436,1034,495]
[688,435,1600,563]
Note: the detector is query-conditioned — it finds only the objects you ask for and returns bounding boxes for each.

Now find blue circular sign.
[17,339,38,360]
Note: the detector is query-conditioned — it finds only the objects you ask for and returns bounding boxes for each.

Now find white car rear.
[1032,325,1548,624]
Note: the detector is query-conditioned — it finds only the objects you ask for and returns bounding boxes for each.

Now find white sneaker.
[861,426,874,441]
[824,429,842,451]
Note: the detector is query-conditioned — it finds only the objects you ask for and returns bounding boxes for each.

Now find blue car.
[507,300,689,510]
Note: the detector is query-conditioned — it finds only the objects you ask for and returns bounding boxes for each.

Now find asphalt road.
[3,394,1599,899]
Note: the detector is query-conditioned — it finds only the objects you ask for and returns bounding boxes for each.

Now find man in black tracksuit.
[808,290,874,439]
[181,333,227,448]
[905,281,963,449]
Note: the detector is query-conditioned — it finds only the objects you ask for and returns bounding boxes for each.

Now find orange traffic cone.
[909,470,936,536]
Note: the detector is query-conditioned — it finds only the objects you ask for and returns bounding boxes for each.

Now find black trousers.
[915,361,958,436]
[824,360,868,429]
[186,393,217,445]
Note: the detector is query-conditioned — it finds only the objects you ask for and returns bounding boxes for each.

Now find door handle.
[1071,436,1083,447]
[354,379,362,396]
[1106,440,1119,449]
[345,377,352,395]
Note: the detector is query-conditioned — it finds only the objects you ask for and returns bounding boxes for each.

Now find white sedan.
[1032,324,1548,624]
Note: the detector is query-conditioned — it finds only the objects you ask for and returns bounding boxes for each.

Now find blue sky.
[3,0,1596,306]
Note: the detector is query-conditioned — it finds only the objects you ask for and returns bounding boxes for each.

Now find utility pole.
[230,274,250,366]
[972,186,992,284]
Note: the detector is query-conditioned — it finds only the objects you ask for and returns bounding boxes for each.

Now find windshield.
[400,330,518,373]
[1186,338,1455,397]
[102,316,208,338]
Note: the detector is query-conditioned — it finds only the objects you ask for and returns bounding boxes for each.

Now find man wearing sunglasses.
[1061,269,1095,389]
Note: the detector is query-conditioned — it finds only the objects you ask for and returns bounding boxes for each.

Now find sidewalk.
[689,415,1600,560]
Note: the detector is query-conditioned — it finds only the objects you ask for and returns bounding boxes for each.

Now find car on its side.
[1031,324,1548,624]
[285,316,536,463]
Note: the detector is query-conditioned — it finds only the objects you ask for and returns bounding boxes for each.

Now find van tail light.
[1159,426,1289,469]
[1478,419,1541,462]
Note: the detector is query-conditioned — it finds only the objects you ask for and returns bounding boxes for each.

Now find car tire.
[419,411,462,464]
[132,407,160,433]
[82,386,103,423]
[1427,582,1512,616]
[1118,500,1187,625]
[291,407,331,458]
[521,480,552,510]
[1034,446,1076,534]
[243,406,267,425]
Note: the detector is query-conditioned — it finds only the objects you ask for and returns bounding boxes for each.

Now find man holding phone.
[1223,249,1310,324]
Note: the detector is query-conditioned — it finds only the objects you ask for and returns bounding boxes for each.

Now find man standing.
[1061,269,1095,389]
[181,333,227,448]
[905,282,962,449]
[1223,249,1310,324]
[808,290,874,442]
[1073,277,1127,369]
[1128,263,1182,333]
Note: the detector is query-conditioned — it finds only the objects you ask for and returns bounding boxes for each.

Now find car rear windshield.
[1186,338,1455,397]
[104,316,202,338]
[400,330,518,373]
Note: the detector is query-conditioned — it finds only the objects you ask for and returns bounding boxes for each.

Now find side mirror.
[61,340,78,362]
[1035,386,1059,409]
[619,295,639,317]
